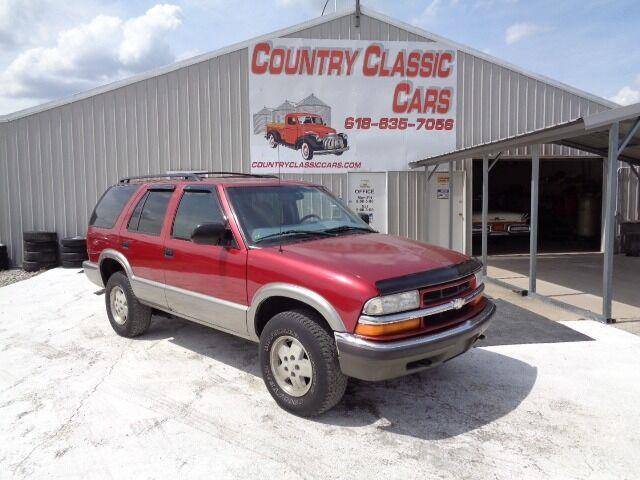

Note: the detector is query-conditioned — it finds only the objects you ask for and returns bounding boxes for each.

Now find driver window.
[287,116,297,125]
[172,191,225,241]
[296,189,344,222]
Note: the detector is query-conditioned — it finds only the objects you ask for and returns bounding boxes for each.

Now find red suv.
[84,172,495,416]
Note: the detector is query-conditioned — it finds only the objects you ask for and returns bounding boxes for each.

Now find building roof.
[0,5,617,123]
[409,102,640,168]
[297,94,329,107]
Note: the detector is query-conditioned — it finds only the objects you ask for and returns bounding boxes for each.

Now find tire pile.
[0,244,9,271]
[60,237,88,268]
[23,231,59,272]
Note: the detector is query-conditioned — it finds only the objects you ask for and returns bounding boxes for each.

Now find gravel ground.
[0,268,42,288]
[2,268,640,479]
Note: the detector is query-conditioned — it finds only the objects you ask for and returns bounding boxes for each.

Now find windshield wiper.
[254,230,335,243]
[323,225,375,234]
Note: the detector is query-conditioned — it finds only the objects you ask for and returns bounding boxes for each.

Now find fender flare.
[247,283,346,341]
[98,249,134,280]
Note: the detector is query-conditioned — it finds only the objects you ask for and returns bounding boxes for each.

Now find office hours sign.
[347,172,387,233]
[249,38,457,173]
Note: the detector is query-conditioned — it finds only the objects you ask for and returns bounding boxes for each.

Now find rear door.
[164,185,248,334]
[118,184,175,309]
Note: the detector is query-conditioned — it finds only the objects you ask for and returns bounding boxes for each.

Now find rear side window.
[128,190,173,235]
[172,191,225,240]
[89,185,139,229]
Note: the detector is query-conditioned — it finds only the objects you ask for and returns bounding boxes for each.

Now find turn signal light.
[355,318,421,337]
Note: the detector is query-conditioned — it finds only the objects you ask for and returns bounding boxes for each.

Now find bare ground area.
[1,268,639,479]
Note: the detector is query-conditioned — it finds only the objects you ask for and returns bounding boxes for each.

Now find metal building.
[0,5,627,266]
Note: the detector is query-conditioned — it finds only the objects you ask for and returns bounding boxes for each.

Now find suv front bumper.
[334,300,496,381]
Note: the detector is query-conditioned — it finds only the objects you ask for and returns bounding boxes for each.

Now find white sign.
[249,39,457,173]
[347,172,387,233]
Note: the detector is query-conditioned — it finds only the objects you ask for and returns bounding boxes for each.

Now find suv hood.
[279,233,470,287]
[301,125,337,136]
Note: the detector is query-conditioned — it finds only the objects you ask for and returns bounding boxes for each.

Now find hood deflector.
[375,258,482,295]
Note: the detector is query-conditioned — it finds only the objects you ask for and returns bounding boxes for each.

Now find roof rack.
[118,171,279,184]
[194,171,278,179]
[119,173,202,183]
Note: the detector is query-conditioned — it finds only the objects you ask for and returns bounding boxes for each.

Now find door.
[284,116,298,145]
[119,185,175,309]
[164,185,248,333]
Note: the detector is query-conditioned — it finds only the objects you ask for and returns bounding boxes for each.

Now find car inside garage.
[471,158,603,255]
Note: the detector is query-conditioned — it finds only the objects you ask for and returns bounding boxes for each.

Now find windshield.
[226,185,373,245]
[301,116,323,124]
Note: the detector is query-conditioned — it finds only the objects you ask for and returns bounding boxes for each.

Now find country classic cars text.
[250,41,455,115]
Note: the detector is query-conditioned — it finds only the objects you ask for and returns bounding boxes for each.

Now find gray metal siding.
[0,12,620,265]
[457,52,609,156]
[0,49,250,265]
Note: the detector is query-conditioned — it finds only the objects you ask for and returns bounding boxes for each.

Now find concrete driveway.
[1,269,639,479]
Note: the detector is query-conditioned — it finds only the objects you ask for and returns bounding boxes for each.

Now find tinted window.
[172,191,225,240]
[89,185,139,229]
[128,190,172,235]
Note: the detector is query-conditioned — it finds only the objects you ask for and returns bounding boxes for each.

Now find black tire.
[23,231,57,243]
[60,245,87,254]
[334,151,343,156]
[23,260,41,272]
[61,237,86,248]
[24,241,58,252]
[105,271,151,337]
[0,244,8,271]
[267,132,278,148]
[24,251,57,262]
[259,309,347,417]
[61,260,84,269]
[300,141,314,160]
[60,251,88,262]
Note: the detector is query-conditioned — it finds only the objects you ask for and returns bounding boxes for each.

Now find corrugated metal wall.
[0,11,621,266]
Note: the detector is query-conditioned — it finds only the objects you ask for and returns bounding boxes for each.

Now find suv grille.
[421,276,473,307]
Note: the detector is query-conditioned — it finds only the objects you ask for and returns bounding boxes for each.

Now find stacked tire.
[0,244,9,271]
[23,231,59,272]
[60,237,88,269]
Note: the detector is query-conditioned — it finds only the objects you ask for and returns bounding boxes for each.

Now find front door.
[119,185,175,309]
[163,185,248,334]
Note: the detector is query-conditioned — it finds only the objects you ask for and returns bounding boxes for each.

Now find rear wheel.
[105,271,151,337]
[267,133,278,148]
[259,309,347,417]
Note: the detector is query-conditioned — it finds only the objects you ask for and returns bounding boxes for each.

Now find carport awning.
[409,102,640,168]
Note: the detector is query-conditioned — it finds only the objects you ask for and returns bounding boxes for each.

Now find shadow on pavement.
[142,313,539,440]
[478,299,593,347]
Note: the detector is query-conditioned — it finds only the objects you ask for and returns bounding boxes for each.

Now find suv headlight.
[474,270,484,288]
[362,290,420,316]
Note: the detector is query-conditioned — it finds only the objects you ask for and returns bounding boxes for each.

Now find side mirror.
[191,222,228,245]
[358,213,371,224]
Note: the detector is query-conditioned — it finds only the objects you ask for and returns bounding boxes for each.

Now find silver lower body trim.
[83,261,103,287]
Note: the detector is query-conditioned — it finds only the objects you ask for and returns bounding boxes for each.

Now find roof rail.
[119,173,202,183]
[194,171,279,179]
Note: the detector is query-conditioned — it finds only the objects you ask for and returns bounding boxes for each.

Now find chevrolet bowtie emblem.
[452,298,465,310]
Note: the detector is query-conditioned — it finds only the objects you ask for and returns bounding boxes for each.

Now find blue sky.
[1,0,639,114]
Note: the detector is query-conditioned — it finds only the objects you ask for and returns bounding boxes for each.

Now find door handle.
[164,248,174,258]
[121,240,129,249]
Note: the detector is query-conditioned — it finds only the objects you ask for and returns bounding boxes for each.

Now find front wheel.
[300,141,314,160]
[259,309,347,417]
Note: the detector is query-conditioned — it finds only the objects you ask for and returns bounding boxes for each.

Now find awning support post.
[448,161,454,249]
[603,122,619,323]
[482,154,489,275]
[529,145,540,294]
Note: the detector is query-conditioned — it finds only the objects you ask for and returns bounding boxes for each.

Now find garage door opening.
[472,158,603,255]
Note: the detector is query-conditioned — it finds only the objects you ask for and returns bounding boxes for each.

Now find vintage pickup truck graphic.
[265,112,349,160]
